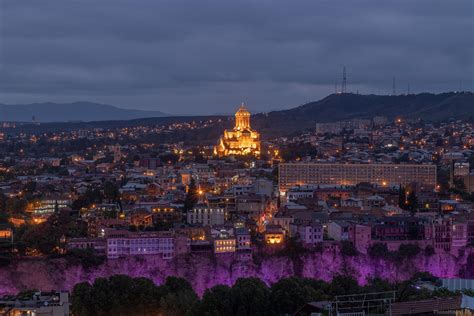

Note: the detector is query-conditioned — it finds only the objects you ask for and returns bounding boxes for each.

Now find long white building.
[279,163,437,192]
[106,230,175,259]
[187,205,225,227]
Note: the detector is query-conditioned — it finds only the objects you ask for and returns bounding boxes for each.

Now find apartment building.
[235,227,252,251]
[106,230,175,259]
[279,163,437,192]
[291,222,323,245]
[187,204,225,227]
[214,233,236,254]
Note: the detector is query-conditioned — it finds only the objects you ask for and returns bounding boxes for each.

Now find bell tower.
[235,103,251,130]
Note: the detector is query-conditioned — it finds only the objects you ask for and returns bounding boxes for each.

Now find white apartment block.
[286,186,315,202]
[33,198,71,215]
[106,230,175,259]
[328,221,350,241]
[279,163,437,192]
[292,223,323,245]
[187,205,225,227]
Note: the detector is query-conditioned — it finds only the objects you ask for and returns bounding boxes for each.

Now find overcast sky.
[0,0,473,115]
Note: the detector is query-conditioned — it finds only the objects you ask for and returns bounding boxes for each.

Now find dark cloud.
[0,0,473,114]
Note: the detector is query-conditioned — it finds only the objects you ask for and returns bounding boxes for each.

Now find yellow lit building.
[214,237,236,254]
[264,225,285,245]
[0,228,13,242]
[214,104,261,157]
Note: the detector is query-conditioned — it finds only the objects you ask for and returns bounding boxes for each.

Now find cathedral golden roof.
[213,103,261,157]
[235,103,250,117]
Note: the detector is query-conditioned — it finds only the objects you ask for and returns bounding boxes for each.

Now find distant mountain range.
[0,101,167,122]
[1,92,473,137]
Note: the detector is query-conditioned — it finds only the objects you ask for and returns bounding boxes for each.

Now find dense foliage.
[70,273,468,316]
[13,210,86,256]
[183,178,199,212]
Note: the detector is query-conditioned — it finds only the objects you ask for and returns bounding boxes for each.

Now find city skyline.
[0,2,473,315]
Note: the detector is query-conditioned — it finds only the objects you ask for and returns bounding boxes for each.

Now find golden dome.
[235,103,250,117]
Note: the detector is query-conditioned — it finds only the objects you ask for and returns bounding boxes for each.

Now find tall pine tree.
[183,178,199,212]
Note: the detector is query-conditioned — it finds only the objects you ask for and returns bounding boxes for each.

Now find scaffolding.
[328,291,397,316]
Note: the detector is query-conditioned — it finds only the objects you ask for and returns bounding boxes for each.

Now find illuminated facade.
[264,225,285,245]
[279,163,437,193]
[214,237,236,254]
[214,104,261,157]
[0,228,13,242]
[30,198,71,215]
[106,230,175,259]
[187,205,225,227]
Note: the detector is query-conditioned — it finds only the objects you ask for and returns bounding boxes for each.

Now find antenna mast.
[342,66,347,93]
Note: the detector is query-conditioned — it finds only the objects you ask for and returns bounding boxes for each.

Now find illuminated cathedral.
[214,104,261,157]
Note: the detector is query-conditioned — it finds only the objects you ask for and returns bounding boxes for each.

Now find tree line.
[70,273,469,316]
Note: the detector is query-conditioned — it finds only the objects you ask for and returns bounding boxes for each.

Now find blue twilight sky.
[0,0,473,115]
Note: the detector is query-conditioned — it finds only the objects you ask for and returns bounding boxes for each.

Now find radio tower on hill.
[342,66,347,93]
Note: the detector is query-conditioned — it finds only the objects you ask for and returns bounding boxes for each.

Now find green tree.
[363,278,394,293]
[0,212,10,225]
[71,282,93,316]
[231,277,271,316]
[270,277,320,315]
[103,181,120,203]
[132,277,163,315]
[193,285,233,316]
[71,187,103,210]
[183,178,199,212]
[160,276,198,316]
[90,278,113,316]
[6,197,27,213]
[107,275,136,315]
[16,209,86,255]
[0,192,7,212]
[328,275,360,296]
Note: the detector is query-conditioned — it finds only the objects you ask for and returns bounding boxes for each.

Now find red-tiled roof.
[388,296,462,316]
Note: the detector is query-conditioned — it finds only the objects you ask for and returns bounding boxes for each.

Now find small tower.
[342,66,347,93]
[235,103,251,130]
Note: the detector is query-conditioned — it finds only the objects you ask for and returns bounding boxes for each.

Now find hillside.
[2,92,473,138]
[0,101,167,122]
[250,92,474,134]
